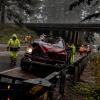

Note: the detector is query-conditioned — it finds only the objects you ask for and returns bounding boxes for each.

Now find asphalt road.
[0,44,25,72]
[0,51,24,72]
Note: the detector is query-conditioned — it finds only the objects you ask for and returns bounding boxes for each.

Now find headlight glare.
[26,48,32,53]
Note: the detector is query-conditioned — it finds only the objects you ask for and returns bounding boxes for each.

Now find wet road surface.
[0,44,25,71]
[0,51,24,72]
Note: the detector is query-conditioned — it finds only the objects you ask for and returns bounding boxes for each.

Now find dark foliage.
[85,32,95,44]
[0,0,40,25]
[81,13,100,22]
[69,0,100,22]
[69,0,85,11]
[86,0,94,5]
[92,0,99,7]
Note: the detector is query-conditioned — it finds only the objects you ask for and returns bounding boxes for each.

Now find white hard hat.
[12,34,17,38]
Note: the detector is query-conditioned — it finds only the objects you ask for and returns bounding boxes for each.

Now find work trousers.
[70,54,75,64]
[9,51,18,59]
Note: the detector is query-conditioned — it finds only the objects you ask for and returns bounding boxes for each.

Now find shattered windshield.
[42,37,64,48]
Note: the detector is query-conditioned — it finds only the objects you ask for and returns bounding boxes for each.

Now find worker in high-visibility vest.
[25,34,33,44]
[79,45,85,55]
[7,34,20,66]
[70,43,76,64]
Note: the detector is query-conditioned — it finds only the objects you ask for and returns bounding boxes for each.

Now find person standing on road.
[7,34,20,66]
[25,34,33,44]
[70,43,76,64]
[79,45,84,55]
[66,43,71,65]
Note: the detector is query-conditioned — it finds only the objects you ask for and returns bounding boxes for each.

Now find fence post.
[48,84,55,100]
[77,62,81,81]
[59,71,66,98]
[73,65,79,83]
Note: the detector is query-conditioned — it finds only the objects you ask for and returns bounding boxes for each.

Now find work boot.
[13,58,17,66]
[10,57,13,67]
[10,57,16,67]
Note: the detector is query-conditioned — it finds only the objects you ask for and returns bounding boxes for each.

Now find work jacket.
[70,44,76,55]
[8,38,20,51]
[79,46,85,52]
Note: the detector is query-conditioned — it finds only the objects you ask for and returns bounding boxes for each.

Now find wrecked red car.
[20,35,66,71]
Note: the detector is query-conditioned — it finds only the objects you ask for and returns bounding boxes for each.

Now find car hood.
[41,44,65,54]
[35,40,65,55]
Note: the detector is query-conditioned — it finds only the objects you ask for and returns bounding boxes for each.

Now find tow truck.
[0,53,89,100]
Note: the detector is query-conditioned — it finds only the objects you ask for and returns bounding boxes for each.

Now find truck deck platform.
[0,67,36,80]
[0,67,54,83]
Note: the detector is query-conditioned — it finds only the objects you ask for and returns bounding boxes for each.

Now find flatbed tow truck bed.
[0,67,57,99]
[0,67,54,83]
[0,67,38,80]
[0,54,89,100]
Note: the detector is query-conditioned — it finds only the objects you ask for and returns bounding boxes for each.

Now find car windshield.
[42,36,64,48]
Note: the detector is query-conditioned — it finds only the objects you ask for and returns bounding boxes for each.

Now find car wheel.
[20,57,29,71]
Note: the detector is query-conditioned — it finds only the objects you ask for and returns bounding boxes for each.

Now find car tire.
[20,57,29,71]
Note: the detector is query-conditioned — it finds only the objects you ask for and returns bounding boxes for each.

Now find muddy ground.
[63,53,100,100]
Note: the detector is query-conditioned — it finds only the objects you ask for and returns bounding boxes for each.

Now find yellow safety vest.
[8,38,20,48]
[70,45,76,55]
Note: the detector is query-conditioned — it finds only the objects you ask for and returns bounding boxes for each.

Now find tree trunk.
[0,0,5,23]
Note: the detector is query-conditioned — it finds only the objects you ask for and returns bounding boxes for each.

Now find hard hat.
[12,34,17,38]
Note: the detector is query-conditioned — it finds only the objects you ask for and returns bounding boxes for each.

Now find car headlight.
[26,48,32,53]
